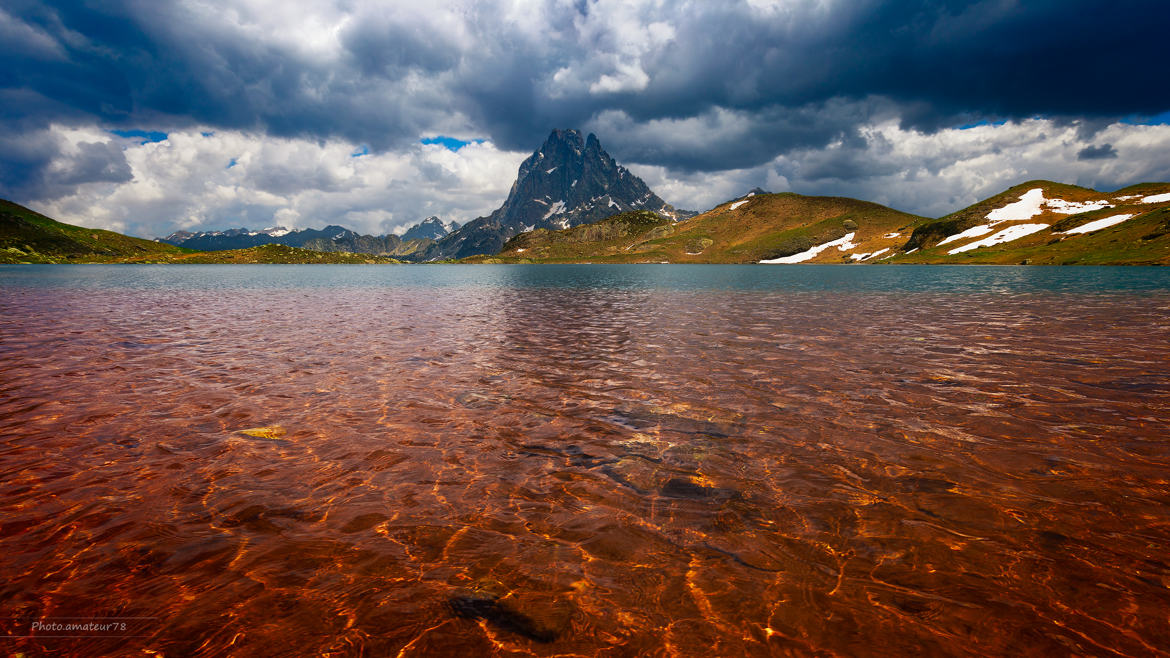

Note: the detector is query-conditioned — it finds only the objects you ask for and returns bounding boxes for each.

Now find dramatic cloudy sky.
[3,0,1169,237]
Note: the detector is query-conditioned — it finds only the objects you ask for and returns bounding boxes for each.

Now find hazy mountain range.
[160,216,460,257]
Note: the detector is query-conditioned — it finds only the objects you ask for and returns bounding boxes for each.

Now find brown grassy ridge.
[892,180,1170,265]
[465,194,928,264]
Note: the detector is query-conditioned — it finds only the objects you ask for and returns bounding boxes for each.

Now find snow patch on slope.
[850,248,890,261]
[542,201,566,220]
[1060,214,1135,235]
[1046,198,1112,214]
[760,233,856,264]
[939,224,994,246]
[948,224,1048,254]
[1142,192,1170,203]
[987,188,1046,223]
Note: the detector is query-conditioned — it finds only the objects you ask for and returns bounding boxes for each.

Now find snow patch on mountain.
[1060,214,1135,235]
[760,233,857,264]
[948,224,1048,254]
[1046,198,1112,214]
[986,188,1046,223]
[542,200,566,220]
[851,248,889,261]
[939,224,994,245]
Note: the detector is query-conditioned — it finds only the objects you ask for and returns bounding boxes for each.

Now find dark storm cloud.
[1077,143,1118,160]
[2,0,1169,189]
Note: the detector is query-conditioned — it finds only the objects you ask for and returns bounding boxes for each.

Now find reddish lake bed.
[2,265,1169,656]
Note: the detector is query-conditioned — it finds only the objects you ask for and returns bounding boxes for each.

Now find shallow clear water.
[2,265,1169,656]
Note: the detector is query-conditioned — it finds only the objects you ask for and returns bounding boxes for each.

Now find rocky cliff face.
[422,129,691,260]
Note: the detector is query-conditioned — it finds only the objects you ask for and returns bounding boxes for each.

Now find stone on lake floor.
[447,588,573,643]
[660,476,739,501]
[238,425,288,440]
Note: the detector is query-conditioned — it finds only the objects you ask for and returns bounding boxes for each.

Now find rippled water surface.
[2,265,1170,656]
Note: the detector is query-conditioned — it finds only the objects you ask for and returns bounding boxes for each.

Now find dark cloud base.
[2,0,1169,206]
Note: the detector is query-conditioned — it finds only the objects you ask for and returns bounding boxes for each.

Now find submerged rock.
[660,477,739,501]
[447,589,572,643]
[238,425,288,440]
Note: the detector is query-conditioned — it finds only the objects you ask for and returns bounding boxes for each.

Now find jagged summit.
[422,129,692,260]
[401,216,459,241]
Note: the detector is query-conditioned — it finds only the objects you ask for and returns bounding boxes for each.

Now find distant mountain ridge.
[159,215,458,254]
[420,129,695,260]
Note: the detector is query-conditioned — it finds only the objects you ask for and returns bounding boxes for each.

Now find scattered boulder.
[685,238,714,254]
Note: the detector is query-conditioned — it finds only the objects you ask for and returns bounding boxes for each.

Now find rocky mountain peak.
[401,215,459,241]
[424,129,693,260]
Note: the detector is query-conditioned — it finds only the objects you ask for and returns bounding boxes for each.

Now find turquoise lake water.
[3,263,1170,292]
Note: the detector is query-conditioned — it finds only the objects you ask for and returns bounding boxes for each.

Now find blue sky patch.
[956,119,1008,130]
[110,129,168,143]
[351,145,369,157]
[1121,110,1170,125]
[421,136,485,151]
[227,158,237,169]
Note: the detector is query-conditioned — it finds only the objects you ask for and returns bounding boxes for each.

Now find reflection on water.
[2,266,1170,656]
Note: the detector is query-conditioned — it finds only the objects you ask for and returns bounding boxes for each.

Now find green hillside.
[0,199,190,263]
[164,243,400,264]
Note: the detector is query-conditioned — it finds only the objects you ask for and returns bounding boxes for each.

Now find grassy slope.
[466,194,928,264]
[892,181,1170,265]
[163,244,401,264]
[0,199,191,263]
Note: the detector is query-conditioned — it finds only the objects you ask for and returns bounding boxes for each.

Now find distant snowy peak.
[161,224,358,251]
[401,216,460,241]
